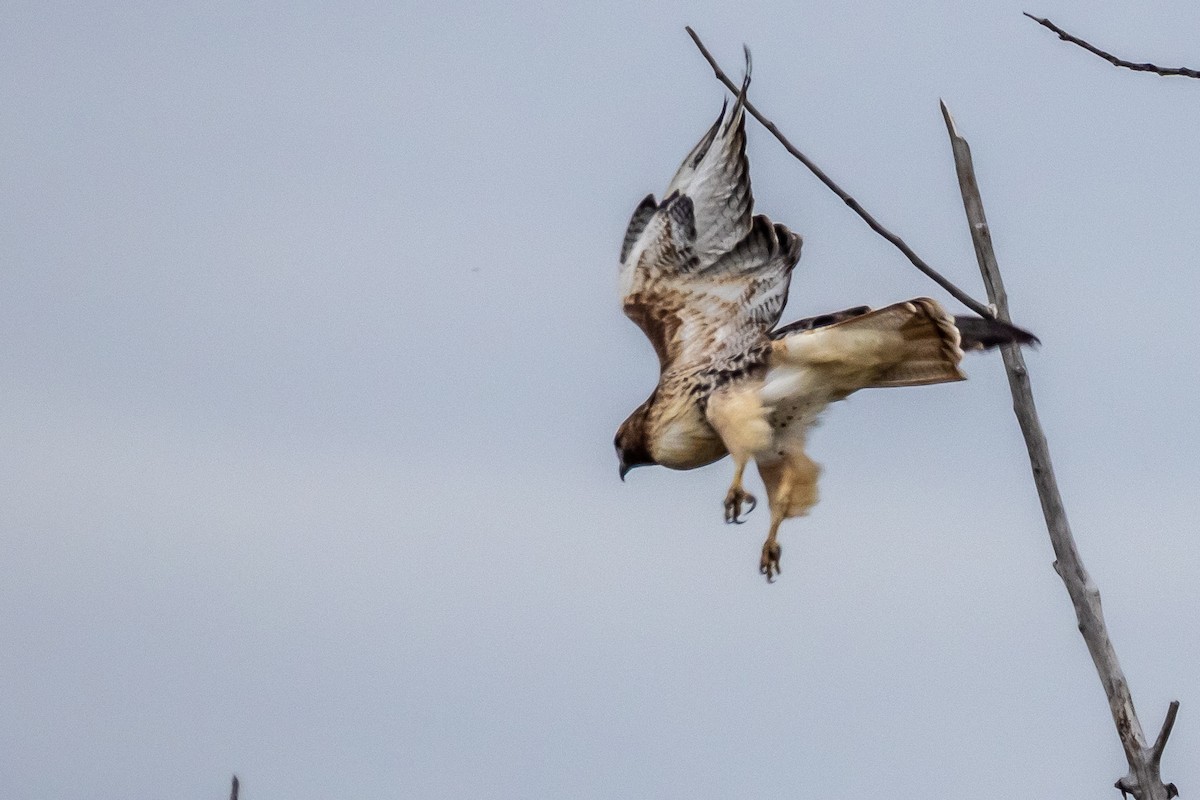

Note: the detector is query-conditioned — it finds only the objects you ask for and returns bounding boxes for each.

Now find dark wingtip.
[719,46,750,137]
[735,46,751,111]
[954,315,1040,350]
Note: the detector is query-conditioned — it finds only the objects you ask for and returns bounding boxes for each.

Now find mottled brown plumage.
[615,55,1036,581]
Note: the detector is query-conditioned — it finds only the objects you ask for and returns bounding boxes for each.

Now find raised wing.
[619,51,802,372]
[662,52,754,270]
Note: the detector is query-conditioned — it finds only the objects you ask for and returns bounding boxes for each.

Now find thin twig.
[230,775,239,800]
[1024,13,1200,78]
[942,99,1178,800]
[684,27,995,320]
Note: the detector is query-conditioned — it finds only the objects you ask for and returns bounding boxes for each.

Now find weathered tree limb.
[684,27,995,320]
[1024,13,1200,79]
[940,99,1179,800]
[230,774,240,800]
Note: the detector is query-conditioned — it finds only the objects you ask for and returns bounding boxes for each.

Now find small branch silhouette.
[1025,13,1200,78]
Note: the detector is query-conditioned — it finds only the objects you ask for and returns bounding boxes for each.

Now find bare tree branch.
[230,774,240,800]
[684,27,995,320]
[1024,13,1200,78]
[684,27,1181,795]
[941,99,1179,800]
[1150,700,1180,769]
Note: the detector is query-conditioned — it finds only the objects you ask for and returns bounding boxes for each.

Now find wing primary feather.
[620,194,658,264]
[707,215,775,273]
[771,306,872,338]
[661,192,697,241]
[730,44,752,132]
[773,223,802,269]
[660,46,754,270]
[667,103,727,196]
[634,193,697,274]
[705,216,802,279]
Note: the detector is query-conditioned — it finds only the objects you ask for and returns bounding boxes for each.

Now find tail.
[954,316,1039,350]
[770,298,1039,393]
[770,298,967,391]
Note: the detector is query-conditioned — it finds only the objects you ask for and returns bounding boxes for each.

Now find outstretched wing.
[619,52,802,372]
[661,61,753,270]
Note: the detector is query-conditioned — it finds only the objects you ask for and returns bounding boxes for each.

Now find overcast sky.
[2,2,1198,798]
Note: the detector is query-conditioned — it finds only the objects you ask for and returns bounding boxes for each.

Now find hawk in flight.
[614,56,1036,581]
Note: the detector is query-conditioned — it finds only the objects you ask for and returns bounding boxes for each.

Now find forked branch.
[943,99,1178,800]
[1024,13,1200,78]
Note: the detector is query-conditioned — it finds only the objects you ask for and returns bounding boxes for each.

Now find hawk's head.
[614,404,655,481]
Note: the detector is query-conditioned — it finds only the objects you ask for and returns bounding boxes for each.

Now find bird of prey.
[614,55,1036,581]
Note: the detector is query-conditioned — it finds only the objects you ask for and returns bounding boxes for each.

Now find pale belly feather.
[761,365,840,425]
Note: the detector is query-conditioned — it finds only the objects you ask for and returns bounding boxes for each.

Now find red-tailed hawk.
[614,57,1036,581]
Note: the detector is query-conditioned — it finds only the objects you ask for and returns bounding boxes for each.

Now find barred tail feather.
[867,298,966,388]
[768,298,966,395]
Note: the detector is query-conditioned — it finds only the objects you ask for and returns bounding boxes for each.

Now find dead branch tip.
[1150,700,1180,766]
[1024,13,1200,78]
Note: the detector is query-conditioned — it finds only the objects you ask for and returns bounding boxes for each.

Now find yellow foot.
[759,539,781,583]
[723,487,757,524]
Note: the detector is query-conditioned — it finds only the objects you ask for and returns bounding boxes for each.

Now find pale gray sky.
[2,2,1197,798]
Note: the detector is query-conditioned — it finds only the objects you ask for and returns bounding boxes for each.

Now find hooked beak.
[619,458,630,482]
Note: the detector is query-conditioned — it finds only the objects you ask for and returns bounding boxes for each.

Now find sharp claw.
[759,541,781,583]
[723,490,756,525]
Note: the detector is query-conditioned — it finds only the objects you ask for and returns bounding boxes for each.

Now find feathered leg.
[756,448,821,582]
[706,387,772,525]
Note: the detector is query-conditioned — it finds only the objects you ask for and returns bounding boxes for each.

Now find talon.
[759,540,781,583]
[723,487,757,525]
